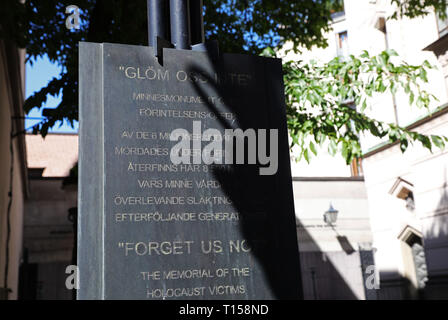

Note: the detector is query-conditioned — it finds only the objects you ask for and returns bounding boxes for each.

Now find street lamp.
[323,203,339,225]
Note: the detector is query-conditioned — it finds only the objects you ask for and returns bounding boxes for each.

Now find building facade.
[0,38,28,300]
[285,0,448,299]
[293,176,374,299]
[21,133,78,300]
[363,107,448,299]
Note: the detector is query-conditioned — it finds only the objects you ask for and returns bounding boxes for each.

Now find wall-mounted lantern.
[323,203,339,225]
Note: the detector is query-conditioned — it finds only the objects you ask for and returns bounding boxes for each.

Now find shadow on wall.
[18,172,77,300]
[376,270,416,300]
[423,166,448,299]
[426,171,448,240]
[296,218,365,300]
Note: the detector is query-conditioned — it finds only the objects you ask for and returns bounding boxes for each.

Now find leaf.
[303,148,310,163]
[328,140,337,156]
[431,135,445,149]
[409,92,415,105]
[361,98,367,111]
[260,47,276,57]
[309,141,317,156]
[400,139,408,152]
[418,135,432,151]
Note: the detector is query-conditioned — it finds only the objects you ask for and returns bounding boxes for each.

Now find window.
[336,31,349,58]
[389,177,415,211]
[350,158,363,177]
[437,7,448,37]
[330,0,345,21]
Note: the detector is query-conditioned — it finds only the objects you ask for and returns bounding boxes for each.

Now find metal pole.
[189,0,204,45]
[147,0,167,47]
[170,0,191,49]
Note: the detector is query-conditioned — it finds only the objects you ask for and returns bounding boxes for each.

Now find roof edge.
[363,103,448,158]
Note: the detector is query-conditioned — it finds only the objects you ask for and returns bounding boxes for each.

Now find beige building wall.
[26,134,78,178]
[279,0,448,299]
[278,0,448,299]
[0,39,28,300]
[363,109,448,298]
[282,0,381,299]
[293,178,373,299]
[24,133,78,299]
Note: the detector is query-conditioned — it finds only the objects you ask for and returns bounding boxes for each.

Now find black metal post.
[147,0,167,47]
[189,0,204,45]
[170,0,191,49]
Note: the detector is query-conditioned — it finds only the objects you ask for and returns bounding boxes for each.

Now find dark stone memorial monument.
[78,0,302,300]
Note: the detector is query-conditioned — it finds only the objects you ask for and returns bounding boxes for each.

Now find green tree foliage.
[273,49,448,163]
[390,0,447,19]
[0,0,447,159]
[0,0,340,135]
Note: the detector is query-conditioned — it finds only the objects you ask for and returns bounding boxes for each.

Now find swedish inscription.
[78,43,301,299]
